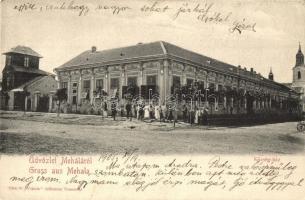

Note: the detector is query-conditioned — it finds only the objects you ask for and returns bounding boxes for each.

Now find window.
[96,79,103,89]
[6,55,11,65]
[110,78,119,89]
[72,89,77,94]
[298,71,301,79]
[218,84,223,91]
[72,83,78,88]
[209,83,215,92]
[24,56,29,67]
[127,77,137,86]
[72,96,77,105]
[61,82,68,89]
[186,78,194,86]
[83,80,91,91]
[147,75,157,85]
[173,76,181,87]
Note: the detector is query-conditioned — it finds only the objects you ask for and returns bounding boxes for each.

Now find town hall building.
[54,41,301,115]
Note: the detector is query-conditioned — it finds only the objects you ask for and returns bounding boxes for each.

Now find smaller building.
[8,75,57,111]
[1,46,57,111]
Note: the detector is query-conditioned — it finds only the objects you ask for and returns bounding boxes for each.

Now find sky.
[1,0,305,83]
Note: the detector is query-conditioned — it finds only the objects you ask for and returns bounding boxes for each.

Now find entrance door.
[13,92,25,111]
[37,95,49,112]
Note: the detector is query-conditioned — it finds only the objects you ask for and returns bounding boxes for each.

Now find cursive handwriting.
[229,18,256,34]
[7,153,304,193]
[10,1,257,34]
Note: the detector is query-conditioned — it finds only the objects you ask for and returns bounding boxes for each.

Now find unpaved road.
[0,112,304,155]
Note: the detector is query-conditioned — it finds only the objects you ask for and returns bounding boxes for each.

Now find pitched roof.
[55,41,294,92]
[163,42,237,73]
[57,42,165,69]
[3,46,42,58]
[14,76,46,90]
[10,65,51,76]
[55,41,249,75]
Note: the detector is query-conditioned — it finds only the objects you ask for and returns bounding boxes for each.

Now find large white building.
[54,41,300,116]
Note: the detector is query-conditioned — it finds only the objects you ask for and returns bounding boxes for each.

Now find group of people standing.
[101,99,209,125]
[125,102,177,122]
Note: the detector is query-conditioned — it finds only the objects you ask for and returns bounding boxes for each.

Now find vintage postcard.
[0,0,305,199]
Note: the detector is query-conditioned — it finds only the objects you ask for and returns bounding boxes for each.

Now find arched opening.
[298,71,301,79]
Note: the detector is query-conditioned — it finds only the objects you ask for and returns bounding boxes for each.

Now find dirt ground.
[0,111,304,155]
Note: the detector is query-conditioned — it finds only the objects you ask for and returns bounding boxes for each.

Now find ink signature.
[229,18,256,34]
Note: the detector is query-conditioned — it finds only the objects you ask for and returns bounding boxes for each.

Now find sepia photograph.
[0,0,304,199]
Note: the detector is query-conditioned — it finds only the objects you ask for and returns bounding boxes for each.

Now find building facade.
[54,41,300,115]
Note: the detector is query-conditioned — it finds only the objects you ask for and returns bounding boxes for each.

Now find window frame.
[127,76,138,86]
[146,75,157,86]
[186,78,194,86]
[24,56,30,67]
[83,80,91,91]
[96,79,104,89]
[110,78,119,89]
[6,55,11,65]
[172,75,181,87]
[61,82,68,89]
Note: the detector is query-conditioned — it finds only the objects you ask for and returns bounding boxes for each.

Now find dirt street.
[0,111,304,155]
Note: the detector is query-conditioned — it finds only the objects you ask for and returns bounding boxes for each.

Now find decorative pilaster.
[8,91,14,111]
[105,66,109,94]
[164,60,170,100]
[138,63,144,97]
[48,91,55,112]
[159,61,165,104]
[78,70,82,103]
[34,91,40,111]
[120,65,126,99]
[182,64,186,85]
[90,69,95,104]
[25,96,28,111]
[57,75,61,89]
[67,73,71,104]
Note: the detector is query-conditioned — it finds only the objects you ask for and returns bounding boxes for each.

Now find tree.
[54,88,67,117]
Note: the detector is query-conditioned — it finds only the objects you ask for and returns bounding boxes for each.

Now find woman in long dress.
[155,105,160,120]
[103,101,108,118]
[144,104,150,119]
[194,106,199,124]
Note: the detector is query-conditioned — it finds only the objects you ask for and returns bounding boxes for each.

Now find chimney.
[91,46,97,53]
[250,68,254,73]
[268,67,274,81]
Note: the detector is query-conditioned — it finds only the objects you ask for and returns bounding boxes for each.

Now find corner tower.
[292,43,305,87]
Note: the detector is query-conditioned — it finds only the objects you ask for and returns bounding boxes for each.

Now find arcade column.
[33,91,40,111]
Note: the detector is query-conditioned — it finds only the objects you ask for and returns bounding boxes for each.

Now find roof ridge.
[14,76,45,90]
[93,41,162,54]
[4,46,43,58]
[159,41,167,54]
[163,41,237,68]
